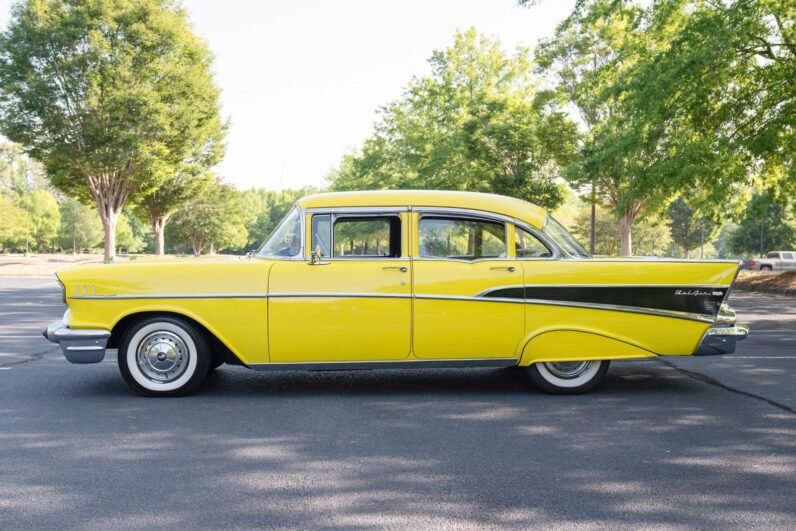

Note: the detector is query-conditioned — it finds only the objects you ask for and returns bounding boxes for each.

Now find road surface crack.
[0,345,58,368]
[657,358,796,415]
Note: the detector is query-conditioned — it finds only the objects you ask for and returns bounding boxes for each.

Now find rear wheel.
[118,316,211,397]
[526,360,609,394]
[760,265,773,271]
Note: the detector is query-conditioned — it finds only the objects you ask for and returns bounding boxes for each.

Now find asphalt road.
[0,277,794,530]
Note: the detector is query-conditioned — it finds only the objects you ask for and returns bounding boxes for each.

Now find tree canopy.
[0,0,225,259]
[330,28,578,210]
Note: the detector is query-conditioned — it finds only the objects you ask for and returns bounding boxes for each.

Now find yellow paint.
[56,190,742,368]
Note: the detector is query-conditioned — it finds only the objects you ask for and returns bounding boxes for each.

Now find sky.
[0,0,577,191]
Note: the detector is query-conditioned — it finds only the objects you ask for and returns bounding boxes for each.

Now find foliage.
[330,29,577,210]
[115,213,146,254]
[614,0,796,204]
[727,194,796,256]
[57,197,103,252]
[240,186,317,251]
[571,205,618,256]
[27,189,61,251]
[169,177,248,256]
[0,194,33,250]
[667,198,718,258]
[0,0,225,259]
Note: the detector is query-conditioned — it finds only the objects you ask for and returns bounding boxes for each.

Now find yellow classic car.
[44,190,748,396]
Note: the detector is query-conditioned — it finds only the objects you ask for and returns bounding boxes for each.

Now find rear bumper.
[694,324,749,356]
[43,320,110,364]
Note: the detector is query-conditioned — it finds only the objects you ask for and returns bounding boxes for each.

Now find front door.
[268,210,412,362]
[412,213,525,359]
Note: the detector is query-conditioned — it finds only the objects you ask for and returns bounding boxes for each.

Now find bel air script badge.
[675,289,724,297]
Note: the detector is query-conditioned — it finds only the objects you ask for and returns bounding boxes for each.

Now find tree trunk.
[685,248,691,259]
[152,216,166,256]
[618,212,634,257]
[100,212,119,261]
[191,238,203,257]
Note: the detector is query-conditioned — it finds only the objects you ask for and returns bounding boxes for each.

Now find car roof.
[297,190,549,229]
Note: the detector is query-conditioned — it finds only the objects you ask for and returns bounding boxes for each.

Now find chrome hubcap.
[136,331,189,383]
[543,361,593,380]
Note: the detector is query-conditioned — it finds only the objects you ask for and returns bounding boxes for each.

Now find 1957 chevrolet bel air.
[44,190,748,396]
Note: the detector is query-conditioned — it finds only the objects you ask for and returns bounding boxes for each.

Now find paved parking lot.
[0,277,794,529]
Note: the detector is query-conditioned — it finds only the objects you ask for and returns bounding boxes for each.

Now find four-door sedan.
[44,190,748,396]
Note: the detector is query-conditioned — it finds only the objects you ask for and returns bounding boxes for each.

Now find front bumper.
[694,325,749,356]
[43,320,110,364]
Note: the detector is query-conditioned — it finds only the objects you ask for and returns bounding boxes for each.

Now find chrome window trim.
[254,203,306,261]
[415,209,511,261]
[512,220,560,261]
[309,209,405,260]
[304,206,410,215]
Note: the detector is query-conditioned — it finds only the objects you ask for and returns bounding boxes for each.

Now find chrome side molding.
[248,358,519,372]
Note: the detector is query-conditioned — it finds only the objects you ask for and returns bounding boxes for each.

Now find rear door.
[411,210,525,359]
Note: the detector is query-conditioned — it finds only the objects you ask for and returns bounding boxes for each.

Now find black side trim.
[483,286,727,317]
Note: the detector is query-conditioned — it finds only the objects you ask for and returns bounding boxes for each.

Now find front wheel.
[526,360,609,395]
[118,316,211,397]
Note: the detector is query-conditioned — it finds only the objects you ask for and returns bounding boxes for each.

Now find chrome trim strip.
[474,285,525,298]
[249,358,519,371]
[70,291,716,322]
[521,298,715,323]
[415,293,715,323]
[415,294,526,304]
[304,206,410,214]
[70,293,269,300]
[269,292,411,299]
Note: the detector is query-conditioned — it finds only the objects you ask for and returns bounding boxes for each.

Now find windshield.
[544,216,591,258]
[257,207,302,257]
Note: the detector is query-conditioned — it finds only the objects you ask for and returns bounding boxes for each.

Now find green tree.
[58,197,104,253]
[0,195,33,251]
[571,205,618,256]
[27,189,61,252]
[0,0,225,260]
[115,213,147,254]
[667,198,718,259]
[728,194,796,256]
[170,178,248,256]
[533,0,688,256]
[330,29,577,209]
[241,187,317,251]
[616,0,795,203]
[136,172,215,255]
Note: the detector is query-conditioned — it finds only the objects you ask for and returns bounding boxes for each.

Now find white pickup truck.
[750,251,796,271]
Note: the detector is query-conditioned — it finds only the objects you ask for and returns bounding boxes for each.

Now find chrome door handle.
[383,266,408,273]
[490,266,516,272]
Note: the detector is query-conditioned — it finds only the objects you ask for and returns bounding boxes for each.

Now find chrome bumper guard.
[43,320,110,364]
[694,325,749,356]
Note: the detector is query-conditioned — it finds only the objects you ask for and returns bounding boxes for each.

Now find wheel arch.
[518,329,657,366]
[108,311,245,367]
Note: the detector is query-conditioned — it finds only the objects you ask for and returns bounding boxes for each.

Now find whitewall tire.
[526,360,609,394]
[118,316,211,397]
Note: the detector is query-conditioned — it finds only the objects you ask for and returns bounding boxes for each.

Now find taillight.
[748,259,755,267]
